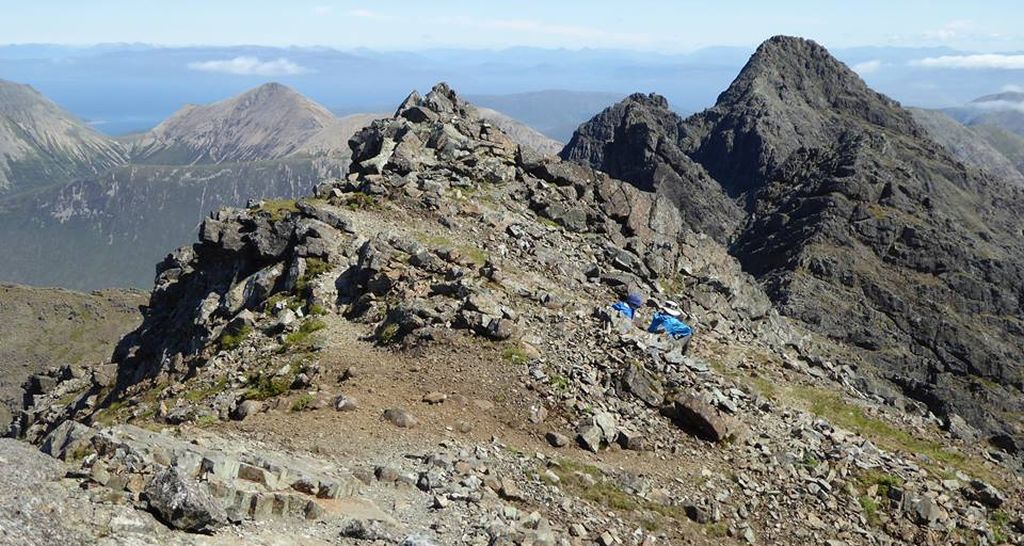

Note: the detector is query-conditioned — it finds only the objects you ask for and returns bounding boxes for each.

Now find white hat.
[661,300,682,317]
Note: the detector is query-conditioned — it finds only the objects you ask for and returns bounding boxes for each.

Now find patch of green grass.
[68,443,94,462]
[799,454,820,469]
[307,303,327,316]
[990,510,1010,543]
[859,495,881,526]
[295,258,333,296]
[264,293,293,313]
[244,374,292,401]
[549,374,570,391]
[195,415,219,427]
[92,399,126,426]
[794,386,996,484]
[415,233,453,248]
[218,325,252,351]
[703,523,728,538]
[258,199,299,222]
[377,322,400,345]
[555,459,603,478]
[183,376,229,403]
[751,376,779,400]
[502,345,530,366]
[659,273,685,296]
[291,393,315,412]
[538,217,560,229]
[460,246,488,266]
[581,480,641,511]
[343,192,379,211]
[281,318,327,351]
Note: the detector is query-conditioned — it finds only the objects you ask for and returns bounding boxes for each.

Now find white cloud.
[923,19,978,42]
[969,99,1024,113]
[187,56,311,76]
[852,60,882,75]
[312,5,332,15]
[910,54,1024,70]
[1002,84,1024,92]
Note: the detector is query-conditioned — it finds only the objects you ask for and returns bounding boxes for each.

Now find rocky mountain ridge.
[6,76,1022,545]
[563,35,1024,464]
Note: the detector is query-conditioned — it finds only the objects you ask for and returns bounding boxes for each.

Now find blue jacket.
[611,301,635,320]
[648,313,692,339]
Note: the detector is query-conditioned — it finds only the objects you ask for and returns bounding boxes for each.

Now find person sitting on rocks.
[648,300,693,351]
[605,292,645,334]
[611,292,644,320]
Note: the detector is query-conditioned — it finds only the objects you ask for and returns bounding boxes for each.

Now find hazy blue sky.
[2,0,1023,52]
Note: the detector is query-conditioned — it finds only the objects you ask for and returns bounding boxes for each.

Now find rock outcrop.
[561,93,744,241]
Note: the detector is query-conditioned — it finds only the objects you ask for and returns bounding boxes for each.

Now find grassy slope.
[0,283,145,427]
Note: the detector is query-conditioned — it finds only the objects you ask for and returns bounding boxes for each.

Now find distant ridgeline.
[0,81,372,289]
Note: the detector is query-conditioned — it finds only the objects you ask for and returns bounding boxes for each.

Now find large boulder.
[669,394,741,443]
[143,467,227,533]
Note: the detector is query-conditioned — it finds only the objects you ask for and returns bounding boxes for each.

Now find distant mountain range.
[913,92,1024,183]
[2,43,1021,136]
[0,81,367,289]
[0,80,568,290]
[468,90,626,142]
[943,91,1024,142]
[0,81,126,195]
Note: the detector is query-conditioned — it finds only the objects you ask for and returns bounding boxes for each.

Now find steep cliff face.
[560,93,743,241]
[566,36,1024,453]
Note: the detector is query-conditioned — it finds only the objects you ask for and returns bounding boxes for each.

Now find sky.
[2,0,1023,53]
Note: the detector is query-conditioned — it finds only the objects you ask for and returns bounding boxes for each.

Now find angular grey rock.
[670,394,740,443]
[621,364,664,407]
[143,467,228,533]
[545,431,569,448]
[965,479,1006,509]
[383,408,418,428]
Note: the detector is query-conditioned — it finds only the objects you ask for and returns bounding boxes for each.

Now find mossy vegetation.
[793,386,996,484]
[258,199,299,222]
[547,459,714,538]
[290,393,315,412]
[294,257,333,296]
[218,325,252,351]
[281,318,326,351]
[183,376,229,402]
[377,322,400,345]
[858,495,881,526]
[854,470,902,527]
[195,414,219,427]
[501,345,530,366]
[342,192,380,211]
[244,374,292,401]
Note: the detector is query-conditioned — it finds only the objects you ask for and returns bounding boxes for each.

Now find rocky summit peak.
[393,81,472,124]
[680,35,921,197]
